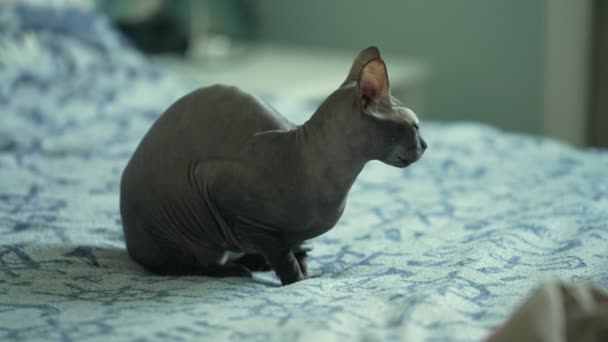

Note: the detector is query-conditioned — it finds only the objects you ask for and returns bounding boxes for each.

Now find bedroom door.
[590,0,608,148]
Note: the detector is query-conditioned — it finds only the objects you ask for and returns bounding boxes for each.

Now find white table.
[152,44,430,112]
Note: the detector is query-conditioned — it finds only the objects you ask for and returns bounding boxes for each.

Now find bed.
[1,2,607,341]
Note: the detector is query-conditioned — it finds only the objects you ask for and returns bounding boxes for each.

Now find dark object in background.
[590,0,608,148]
[98,0,259,56]
[116,14,189,55]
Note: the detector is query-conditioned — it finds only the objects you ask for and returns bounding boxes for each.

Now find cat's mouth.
[397,157,412,167]
[394,150,424,167]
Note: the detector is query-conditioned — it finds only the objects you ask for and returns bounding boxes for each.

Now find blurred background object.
[95,0,606,148]
[590,0,608,148]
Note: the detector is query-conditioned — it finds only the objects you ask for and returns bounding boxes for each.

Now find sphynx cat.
[120,47,426,285]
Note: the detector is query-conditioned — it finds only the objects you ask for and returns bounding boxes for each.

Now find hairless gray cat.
[120,47,427,285]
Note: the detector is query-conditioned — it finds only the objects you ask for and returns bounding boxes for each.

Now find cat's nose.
[420,137,427,151]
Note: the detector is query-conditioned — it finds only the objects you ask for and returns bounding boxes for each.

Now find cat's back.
[121,84,294,203]
[146,84,294,159]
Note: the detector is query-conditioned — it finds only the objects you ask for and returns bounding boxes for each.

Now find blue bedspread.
[1,2,607,341]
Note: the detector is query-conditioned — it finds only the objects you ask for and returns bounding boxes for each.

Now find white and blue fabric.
[1,2,607,341]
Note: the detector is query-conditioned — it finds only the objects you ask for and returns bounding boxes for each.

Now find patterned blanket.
[1,2,607,341]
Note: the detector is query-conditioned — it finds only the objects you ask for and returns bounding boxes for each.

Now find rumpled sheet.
[487,282,608,342]
[1,2,607,341]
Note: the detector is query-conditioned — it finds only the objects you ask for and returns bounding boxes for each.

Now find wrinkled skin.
[120,47,426,285]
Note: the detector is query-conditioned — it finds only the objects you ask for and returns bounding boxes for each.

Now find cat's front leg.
[233,226,304,285]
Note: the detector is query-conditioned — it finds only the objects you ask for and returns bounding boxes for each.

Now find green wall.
[256,0,546,134]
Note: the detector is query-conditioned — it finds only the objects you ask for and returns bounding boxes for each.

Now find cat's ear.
[341,46,381,87]
[357,58,390,106]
